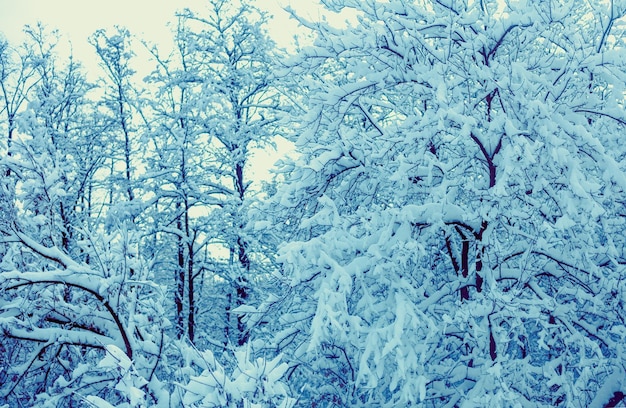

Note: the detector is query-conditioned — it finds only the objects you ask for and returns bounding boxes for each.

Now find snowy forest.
[1,0,626,406]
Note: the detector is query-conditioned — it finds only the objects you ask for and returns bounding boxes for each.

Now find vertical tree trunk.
[236,236,250,346]
[118,83,134,203]
[235,160,250,346]
[175,210,185,340]
[187,239,195,343]
[458,229,470,301]
[5,118,13,177]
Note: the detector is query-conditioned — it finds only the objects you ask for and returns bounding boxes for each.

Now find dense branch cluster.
[1,0,626,407]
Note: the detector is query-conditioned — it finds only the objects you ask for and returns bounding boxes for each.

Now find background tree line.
[1,0,626,407]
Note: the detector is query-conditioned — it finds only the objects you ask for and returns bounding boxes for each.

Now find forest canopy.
[1,0,626,407]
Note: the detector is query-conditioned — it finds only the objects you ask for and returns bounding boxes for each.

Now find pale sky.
[0,0,332,52]
[0,0,357,84]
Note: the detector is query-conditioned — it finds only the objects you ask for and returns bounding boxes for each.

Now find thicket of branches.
[2,0,626,407]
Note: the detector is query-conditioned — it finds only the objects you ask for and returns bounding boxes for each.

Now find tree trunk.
[175,211,185,340]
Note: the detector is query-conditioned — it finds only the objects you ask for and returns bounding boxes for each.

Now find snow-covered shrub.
[181,346,294,408]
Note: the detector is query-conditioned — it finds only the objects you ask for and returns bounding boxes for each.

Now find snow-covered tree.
[142,0,280,346]
[178,0,281,348]
[90,27,142,205]
[0,10,291,407]
[0,31,42,175]
[13,24,108,259]
[0,222,173,406]
[0,28,166,407]
[266,0,626,406]
[0,29,42,269]
[140,26,220,343]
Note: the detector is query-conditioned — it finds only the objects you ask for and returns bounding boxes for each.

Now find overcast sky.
[0,0,333,53]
